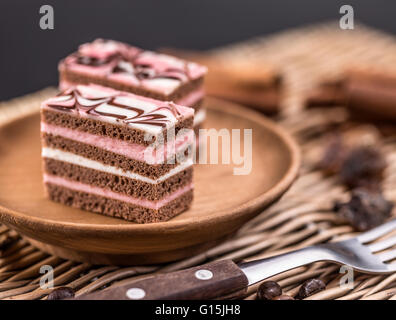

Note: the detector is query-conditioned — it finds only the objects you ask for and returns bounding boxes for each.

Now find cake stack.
[41,40,206,223]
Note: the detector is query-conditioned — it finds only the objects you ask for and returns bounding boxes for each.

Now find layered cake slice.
[59,39,207,137]
[41,84,195,223]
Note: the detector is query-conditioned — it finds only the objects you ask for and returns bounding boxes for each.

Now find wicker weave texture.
[1,23,396,300]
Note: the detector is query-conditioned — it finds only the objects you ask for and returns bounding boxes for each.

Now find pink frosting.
[42,84,194,135]
[44,174,193,210]
[59,81,204,108]
[41,122,194,164]
[176,87,205,107]
[135,52,187,77]
[79,40,140,60]
[59,39,207,96]
[44,84,194,115]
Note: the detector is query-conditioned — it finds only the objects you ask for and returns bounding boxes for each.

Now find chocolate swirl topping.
[71,39,190,83]
[76,54,116,67]
[47,87,183,129]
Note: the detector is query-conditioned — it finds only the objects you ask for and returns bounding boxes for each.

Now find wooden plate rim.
[0,97,300,236]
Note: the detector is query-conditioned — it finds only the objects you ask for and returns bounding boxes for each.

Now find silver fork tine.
[357,219,396,243]
[387,264,396,272]
[378,249,396,263]
[238,219,396,287]
[368,235,396,253]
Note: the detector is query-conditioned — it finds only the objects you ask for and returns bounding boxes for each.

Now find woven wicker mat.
[2,22,396,300]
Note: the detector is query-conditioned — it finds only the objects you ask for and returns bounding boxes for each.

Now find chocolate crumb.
[334,188,393,231]
[257,281,282,300]
[340,146,386,189]
[47,287,75,300]
[296,279,326,299]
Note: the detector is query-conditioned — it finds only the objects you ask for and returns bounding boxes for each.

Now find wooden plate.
[0,97,300,265]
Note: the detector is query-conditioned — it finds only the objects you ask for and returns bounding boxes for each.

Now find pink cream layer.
[44,174,193,210]
[175,87,205,107]
[41,122,194,164]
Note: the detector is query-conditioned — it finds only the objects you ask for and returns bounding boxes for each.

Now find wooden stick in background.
[160,48,282,115]
[306,68,396,123]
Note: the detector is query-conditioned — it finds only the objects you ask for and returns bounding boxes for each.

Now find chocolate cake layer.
[60,71,204,102]
[44,158,192,201]
[42,134,191,178]
[42,109,193,146]
[45,184,193,223]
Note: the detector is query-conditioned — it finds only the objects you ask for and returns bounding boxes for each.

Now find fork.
[75,219,396,300]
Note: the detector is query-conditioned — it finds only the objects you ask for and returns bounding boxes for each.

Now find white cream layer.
[42,147,193,184]
[193,108,206,127]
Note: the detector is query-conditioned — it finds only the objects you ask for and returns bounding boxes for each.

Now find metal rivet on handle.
[126,288,146,300]
[195,269,213,280]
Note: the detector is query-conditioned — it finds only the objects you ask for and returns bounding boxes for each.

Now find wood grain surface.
[76,260,248,300]
[0,97,300,265]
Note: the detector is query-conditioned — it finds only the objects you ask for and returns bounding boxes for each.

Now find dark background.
[0,0,395,100]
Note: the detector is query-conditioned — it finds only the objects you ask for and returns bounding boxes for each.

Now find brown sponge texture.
[45,183,193,223]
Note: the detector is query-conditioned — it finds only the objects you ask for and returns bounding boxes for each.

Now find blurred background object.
[306,67,396,122]
[1,0,396,102]
[160,48,282,114]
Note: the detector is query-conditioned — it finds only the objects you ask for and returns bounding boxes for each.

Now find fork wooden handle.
[75,260,248,300]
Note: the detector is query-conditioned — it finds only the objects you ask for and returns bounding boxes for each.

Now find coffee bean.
[257,281,282,300]
[47,287,75,300]
[272,295,295,300]
[297,279,326,299]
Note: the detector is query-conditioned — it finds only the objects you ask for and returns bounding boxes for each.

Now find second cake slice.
[41,84,194,223]
[58,39,207,138]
